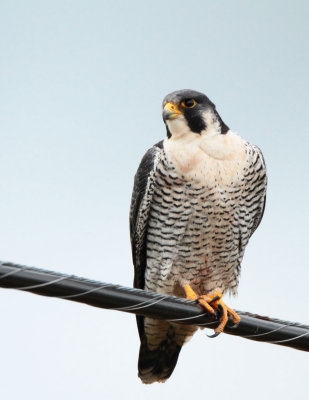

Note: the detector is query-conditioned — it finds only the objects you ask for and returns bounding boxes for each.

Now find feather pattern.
[130,127,266,383]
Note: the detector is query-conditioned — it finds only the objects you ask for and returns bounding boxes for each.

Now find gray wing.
[130,141,163,291]
[130,141,183,382]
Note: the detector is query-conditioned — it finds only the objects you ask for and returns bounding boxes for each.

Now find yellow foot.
[184,285,241,334]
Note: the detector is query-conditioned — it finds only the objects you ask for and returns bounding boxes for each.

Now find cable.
[0,261,308,351]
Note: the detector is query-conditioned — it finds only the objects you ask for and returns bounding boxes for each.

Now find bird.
[129,89,267,384]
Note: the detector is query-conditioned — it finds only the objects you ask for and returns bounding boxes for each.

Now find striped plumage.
[130,90,267,383]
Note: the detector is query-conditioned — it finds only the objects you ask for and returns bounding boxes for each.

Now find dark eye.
[181,99,197,108]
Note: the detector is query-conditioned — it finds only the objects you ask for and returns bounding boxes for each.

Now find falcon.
[130,89,267,384]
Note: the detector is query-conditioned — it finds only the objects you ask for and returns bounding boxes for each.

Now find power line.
[0,261,308,351]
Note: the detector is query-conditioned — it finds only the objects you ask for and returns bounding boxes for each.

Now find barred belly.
[145,153,243,298]
[143,145,265,348]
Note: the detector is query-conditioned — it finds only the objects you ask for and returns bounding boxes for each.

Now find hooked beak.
[163,102,183,121]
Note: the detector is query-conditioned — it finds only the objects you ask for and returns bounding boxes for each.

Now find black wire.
[0,261,308,351]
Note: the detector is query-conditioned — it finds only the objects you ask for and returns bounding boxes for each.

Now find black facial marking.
[163,89,229,135]
[183,107,206,134]
[166,125,172,139]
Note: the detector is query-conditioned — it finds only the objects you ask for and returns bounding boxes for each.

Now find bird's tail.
[138,337,182,384]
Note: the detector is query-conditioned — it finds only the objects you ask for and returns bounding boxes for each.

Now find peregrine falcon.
[130,89,267,384]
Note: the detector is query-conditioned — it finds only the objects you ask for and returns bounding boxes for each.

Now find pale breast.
[145,134,266,298]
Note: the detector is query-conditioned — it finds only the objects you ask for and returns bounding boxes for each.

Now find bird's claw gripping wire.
[184,285,241,336]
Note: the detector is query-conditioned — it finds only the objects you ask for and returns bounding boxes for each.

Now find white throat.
[163,111,247,186]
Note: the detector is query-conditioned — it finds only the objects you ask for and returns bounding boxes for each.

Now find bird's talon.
[184,285,241,334]
[217,303,223,314]
[208,295,220,305]
[207,332,221,338]
[229,321,240,329]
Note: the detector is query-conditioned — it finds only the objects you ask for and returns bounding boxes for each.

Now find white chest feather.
[163,130,247,186]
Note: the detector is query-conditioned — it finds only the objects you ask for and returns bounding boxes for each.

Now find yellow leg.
[184,284,216,315]
[184,285,241,333]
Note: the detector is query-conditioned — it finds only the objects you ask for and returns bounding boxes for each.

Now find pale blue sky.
[0,1,308,399]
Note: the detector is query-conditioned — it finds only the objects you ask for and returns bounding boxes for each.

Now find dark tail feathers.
[138,337,182,384]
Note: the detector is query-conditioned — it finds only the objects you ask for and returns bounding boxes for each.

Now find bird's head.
[162,89,229,139]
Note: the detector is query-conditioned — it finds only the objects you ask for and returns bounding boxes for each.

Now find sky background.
[0,1,308,399]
